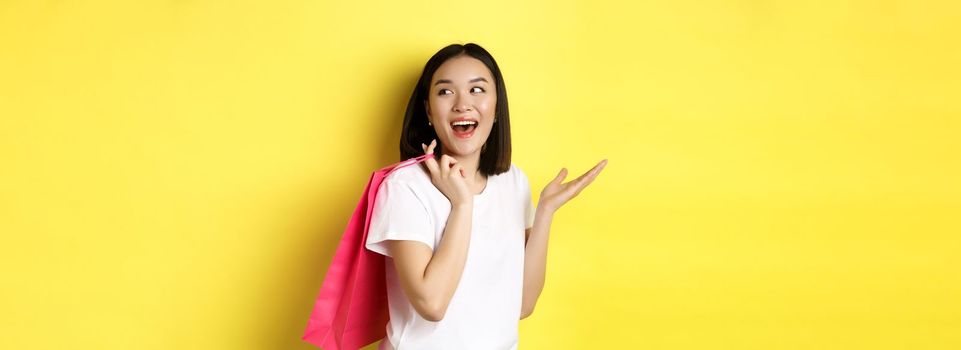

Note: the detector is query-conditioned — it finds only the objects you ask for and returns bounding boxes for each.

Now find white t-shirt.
[365,162,535,350]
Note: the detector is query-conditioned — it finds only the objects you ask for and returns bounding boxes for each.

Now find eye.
[470,87,485,93]
[437,89,452,96]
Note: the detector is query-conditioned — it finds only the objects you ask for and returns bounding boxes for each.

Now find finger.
[422,147,440,178]
[439,155,452,178]
[422,140,440,178]
[550,168,568,186]
[451,164,465,178]
[573,159,606,183]
[587,159,608,182]
[424,157,440,180]
[572,160,608,194]
[569,159,606,185]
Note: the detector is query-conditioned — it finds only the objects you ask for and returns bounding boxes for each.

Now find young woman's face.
[425,55,497,159]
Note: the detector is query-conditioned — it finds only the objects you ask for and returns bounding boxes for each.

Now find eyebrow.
[434,77,489,86]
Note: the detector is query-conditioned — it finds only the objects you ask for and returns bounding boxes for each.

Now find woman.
[365,43,607,350]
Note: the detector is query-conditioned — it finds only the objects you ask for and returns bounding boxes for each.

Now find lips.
[449,117,478,139]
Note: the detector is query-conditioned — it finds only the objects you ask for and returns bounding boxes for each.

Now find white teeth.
[451,121,478,126]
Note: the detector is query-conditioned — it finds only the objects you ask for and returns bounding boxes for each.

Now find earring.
[428,120,432,126]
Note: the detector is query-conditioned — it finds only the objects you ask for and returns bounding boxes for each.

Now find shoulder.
[380,162,435,200]
[385,162,431,184]
[373,163,435,210]
[509,163,527,177]
[496,163,530,188]
[506,163,526,179]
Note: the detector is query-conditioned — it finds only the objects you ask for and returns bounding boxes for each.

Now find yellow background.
[1,0,959,349]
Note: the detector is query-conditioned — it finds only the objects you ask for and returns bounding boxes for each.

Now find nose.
[453,94,472,113]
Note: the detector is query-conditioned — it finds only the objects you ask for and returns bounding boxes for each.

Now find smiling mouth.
[450,120,478,137]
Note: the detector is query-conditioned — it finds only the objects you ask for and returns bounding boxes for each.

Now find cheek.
[426,100,437,116]
[478,96,496,117]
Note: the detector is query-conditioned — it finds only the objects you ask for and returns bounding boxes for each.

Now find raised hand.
[421,139,473,206]
[539,159,608,214]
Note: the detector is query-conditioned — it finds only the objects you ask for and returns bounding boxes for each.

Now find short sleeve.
[365,178,435,257]
[519,167,535,230]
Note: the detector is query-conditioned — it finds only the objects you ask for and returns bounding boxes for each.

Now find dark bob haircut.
[399,43,511,176]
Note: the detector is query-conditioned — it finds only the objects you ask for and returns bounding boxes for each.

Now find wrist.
[451,199,474,211]
[536,205,556,218]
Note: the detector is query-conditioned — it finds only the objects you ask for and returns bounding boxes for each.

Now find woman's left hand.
[538,159,608,214]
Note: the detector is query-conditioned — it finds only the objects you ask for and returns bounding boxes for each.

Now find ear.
[423,99,431,119]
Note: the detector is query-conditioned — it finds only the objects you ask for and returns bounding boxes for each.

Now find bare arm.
[387,202,472,322]
[520,208,552,319]
[387,140,474,322]
[520,160,607,320]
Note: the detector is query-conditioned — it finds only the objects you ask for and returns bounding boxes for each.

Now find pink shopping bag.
[302,153,434,350]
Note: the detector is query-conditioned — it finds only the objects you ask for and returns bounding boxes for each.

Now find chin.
[442,140,482,156]
[447,145,481,157]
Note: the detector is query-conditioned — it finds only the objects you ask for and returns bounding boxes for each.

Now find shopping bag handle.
[395,153,435,169]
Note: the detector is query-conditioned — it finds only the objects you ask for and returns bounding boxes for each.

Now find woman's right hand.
[421,139,473,207]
